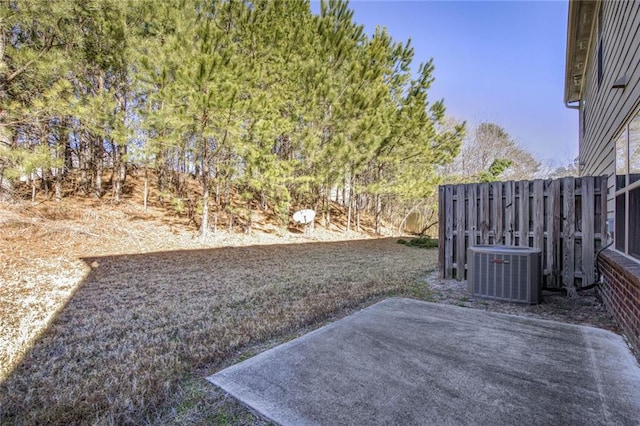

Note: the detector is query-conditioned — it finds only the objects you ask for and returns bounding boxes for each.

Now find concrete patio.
[208,298,640,425]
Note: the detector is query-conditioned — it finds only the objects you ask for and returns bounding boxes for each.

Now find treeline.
[0,0,464,234]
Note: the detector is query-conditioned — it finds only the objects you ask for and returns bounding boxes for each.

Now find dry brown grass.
[0,198,436,425]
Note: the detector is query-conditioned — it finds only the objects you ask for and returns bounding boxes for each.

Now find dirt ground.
[424,270,618,331]
[0,199,621,425]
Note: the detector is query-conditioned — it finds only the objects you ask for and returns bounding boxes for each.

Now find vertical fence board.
[553,179,562,287]
[505,181,515,245]
[562,177,576,288]
[468,184,478,246]
[479,183,490,244]
[492,182,503,244]
[455,184,467,280]
[518,181,530,247]
[546,179,561,287]
[581,177,595,286]
[444,185,454,279]
[533,180,544,250]
[438,187,446,278]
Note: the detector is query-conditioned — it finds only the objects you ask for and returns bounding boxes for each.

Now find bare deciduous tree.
[443,122,541,182]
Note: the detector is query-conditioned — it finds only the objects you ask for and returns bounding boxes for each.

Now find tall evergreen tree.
[1,0,464,235]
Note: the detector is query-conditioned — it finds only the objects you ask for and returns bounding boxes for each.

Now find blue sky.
[311,0,578,167]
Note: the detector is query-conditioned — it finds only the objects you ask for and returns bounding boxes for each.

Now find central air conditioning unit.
[467,245,542,304]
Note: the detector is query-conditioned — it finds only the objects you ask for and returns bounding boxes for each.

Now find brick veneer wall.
[598,250,640,359]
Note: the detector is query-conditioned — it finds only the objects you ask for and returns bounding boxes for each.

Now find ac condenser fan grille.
[467,245,541,304]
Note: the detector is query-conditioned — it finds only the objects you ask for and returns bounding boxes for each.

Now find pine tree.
[166,0,247,235]
[1,1,80,200]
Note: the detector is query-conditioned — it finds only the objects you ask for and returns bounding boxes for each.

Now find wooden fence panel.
[547,179,561,287]
[519,181,530,247]
[455,184,466,280]
[439,175,607,289]
[438,186,446,279]
[468,184,478,247]
[444,186,454,278]
[533,180,545,250]
[581,177,595,286]
[562,177,576,288]
[505,181,515,246]
[492,182,503,245]
[479,183,490,245]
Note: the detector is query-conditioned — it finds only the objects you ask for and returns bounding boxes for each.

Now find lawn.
[0,238,437,424]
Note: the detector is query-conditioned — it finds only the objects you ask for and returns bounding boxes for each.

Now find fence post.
[581,176,595,286]
[468,184,478,247]
[438,186,445,278]
[492,182,503,245]
[518,181,530,247]
[445,185,454,278]
[533,180,545,251]
[505,181,515,245]
[562,177,576,289]
[479,183,490,245]
[456,184,466,280]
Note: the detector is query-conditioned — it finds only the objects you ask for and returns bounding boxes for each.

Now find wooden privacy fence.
[438,176,608,288]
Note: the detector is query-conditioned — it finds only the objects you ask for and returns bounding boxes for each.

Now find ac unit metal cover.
[467,245,542,304]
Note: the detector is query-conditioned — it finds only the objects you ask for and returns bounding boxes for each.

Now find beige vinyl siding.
[579,1,640,217]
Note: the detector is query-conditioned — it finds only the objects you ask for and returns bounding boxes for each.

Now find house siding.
[579,1,640,215]
[573,0,640,362]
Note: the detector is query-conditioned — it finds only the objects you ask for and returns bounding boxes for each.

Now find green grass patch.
[407,280,435,302]
[397,236,439,248]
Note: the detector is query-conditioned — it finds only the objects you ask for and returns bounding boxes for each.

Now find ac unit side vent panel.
[468,245,541,305]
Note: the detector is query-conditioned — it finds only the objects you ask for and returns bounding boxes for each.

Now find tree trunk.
[42,169,49,199]
[64,136,73,171]
[346,195,352,233]
[31,173,36,203]
[113,150,121,202]
[113,144,127,203]
[200,139,210,236]
[245,200,252,234]
[94,137,103,198]
[324,184,331,229]
[55,123,66,203]
[375,193,382,235]
[201,177,210,235]
[157,149,165,196]
[94,72,105,198]
[0,22,12,197]
[0,166,9,198]
[80,132,89,195]
[355,192,362,233]
[143,167,149,213]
